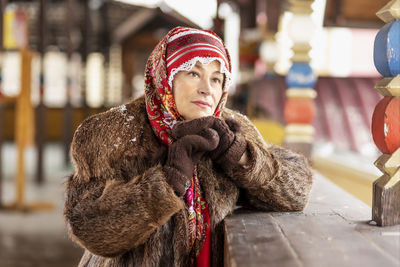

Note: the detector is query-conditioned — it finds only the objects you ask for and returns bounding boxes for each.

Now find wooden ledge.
[223,172,400,267]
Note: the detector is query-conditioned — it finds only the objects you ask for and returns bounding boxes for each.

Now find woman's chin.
[183,111,213,121]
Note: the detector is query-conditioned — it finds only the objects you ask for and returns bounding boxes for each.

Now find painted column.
[283,0,317,158]
[372,0,400,226]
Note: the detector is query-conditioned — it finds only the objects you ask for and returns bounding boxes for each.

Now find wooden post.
[81,0,90,119]
[100,1,110,107]
[0,0,8,207]
[63,0,73,166]
[36,0,47,184]
[213,0,224,38]
[1,6,53,212]
[15,48,35,207]
[3,48,53,211]
[121,42,134,102]
[283,0,317,158]
[0,77,3,208]
[371,0,400,226]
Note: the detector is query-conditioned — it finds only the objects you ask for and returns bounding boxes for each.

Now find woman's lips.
[192,101,211,109]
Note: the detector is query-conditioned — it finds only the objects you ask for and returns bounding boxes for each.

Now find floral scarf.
[144,26,232,266]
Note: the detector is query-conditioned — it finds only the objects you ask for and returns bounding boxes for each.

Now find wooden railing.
[223,172,400,267]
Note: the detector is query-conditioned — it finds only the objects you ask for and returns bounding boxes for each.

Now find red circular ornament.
[284,98,315,124]
[372,96,400,154]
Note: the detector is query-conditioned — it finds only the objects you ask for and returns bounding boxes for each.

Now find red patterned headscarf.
[144,26,232,266]
[144,26,231,146]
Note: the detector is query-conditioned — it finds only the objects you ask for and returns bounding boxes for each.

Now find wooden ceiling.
[234,0,387,33]
[6,0,198,54]
[324,0,387,28]
[7,0,389,55]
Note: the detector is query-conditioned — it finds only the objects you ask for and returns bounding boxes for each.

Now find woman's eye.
[212,77,222,84]
[189,72,199,77]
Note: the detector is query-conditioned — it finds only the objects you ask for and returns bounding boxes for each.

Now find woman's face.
[172,60,224,121]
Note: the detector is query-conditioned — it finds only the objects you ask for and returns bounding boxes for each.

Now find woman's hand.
[164,127,219,197]
[170,116,248,169]
[170,116,215,139]
[208,118,248,170]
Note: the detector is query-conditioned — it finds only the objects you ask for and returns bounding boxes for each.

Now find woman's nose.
[198,78,211,95]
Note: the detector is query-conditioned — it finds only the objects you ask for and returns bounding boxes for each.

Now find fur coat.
[64,96,313,267]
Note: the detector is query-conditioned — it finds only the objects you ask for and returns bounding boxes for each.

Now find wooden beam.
[324,0,386,28]
[112,9,155,43]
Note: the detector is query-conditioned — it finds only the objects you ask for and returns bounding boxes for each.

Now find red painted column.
[371,1,400,226]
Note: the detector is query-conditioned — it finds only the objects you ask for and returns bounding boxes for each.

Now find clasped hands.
[163,116,247,197]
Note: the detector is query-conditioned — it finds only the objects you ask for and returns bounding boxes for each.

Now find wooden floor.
[0,143,83,267]
[251,118,378,207]
[312,156,378,206]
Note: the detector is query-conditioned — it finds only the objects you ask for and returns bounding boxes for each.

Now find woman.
[64,26,313,267]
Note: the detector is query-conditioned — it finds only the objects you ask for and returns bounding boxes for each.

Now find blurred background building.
[0,0,397,266]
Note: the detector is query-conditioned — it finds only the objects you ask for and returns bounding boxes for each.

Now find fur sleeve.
[222,109,313,211]
[64,110,183,257]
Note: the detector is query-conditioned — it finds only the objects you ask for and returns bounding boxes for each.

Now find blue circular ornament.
[374,20,400,77]
[285,62,316,88]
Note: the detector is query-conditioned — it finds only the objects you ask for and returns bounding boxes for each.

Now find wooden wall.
[1,105,107,141]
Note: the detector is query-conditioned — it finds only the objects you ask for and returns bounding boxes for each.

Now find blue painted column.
[371,0,400,227]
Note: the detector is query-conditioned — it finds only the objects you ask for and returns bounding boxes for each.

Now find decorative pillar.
[372,0,400,226]
[283,0,317,158]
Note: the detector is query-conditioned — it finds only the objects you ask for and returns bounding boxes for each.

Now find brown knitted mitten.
[209,118,247,170]
[164,128,219,197]
[170,116,215,139]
